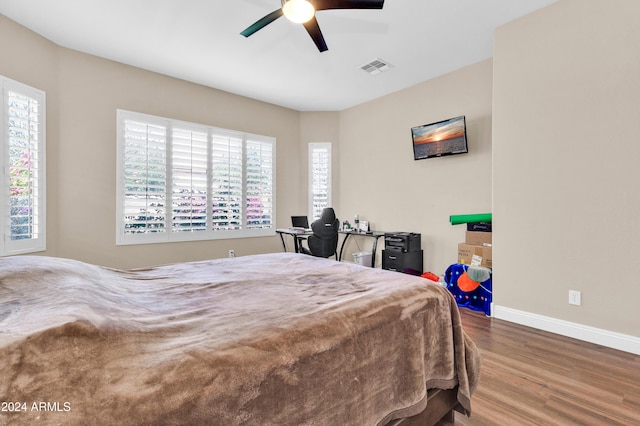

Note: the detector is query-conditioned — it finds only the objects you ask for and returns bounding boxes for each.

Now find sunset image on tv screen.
[411,116,467,159]
[412,117,465,145]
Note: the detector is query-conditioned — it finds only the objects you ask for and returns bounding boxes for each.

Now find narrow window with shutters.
[308,142,331,220]
[116,110,275,245]
[121,119,168,240]
[246,139,273,229]
[1,76,46,256]
[211,133,243,231]
[172,127,208,233]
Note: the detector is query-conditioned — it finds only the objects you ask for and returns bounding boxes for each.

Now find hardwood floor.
[451,309,640,425]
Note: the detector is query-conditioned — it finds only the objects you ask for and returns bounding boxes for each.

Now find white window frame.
[308,142,331,220]
[0,76,46,256]
[116,110,276,245]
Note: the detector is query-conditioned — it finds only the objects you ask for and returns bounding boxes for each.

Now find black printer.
[384,232,421,253]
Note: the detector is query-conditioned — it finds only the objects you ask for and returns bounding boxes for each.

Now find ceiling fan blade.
[240,9,284,37]
[303,16,329,52]
[313,0,384,11]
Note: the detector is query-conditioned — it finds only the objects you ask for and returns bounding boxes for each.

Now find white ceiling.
[0,0,556,111]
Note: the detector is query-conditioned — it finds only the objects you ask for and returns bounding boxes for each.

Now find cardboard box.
[465,231,492,246]
[458,243,492,268]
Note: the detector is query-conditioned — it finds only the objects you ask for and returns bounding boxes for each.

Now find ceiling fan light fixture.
[282,0,315,23]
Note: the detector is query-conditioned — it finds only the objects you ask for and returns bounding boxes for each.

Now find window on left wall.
[0,76,46,256]
[116,110,276,245]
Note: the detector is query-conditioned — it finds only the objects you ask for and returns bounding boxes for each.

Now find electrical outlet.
[568,290,581,306]
[228,249,235,258]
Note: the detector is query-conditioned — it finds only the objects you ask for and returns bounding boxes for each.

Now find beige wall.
[338,60,493,272]
[493,0,640,337]
[1,16,304,269]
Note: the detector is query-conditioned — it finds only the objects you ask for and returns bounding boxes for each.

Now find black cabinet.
[382,249,423,276]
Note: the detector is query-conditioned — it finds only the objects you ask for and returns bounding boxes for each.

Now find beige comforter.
[0,253,480,425]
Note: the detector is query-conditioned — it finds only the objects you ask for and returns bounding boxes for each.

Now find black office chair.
[298,207,340,258]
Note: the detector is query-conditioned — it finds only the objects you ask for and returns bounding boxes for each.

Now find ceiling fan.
[240,0,385,52]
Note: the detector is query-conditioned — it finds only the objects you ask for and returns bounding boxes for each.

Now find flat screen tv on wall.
[411,115,468,160]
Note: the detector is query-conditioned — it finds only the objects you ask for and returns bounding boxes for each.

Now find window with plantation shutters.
[116,110,275,245]
[172,127,207,233]
[308,142,331,220]
[120,118,168,239]
[211,133,243,231]
[246,140,273,229]
[1,76,46,256]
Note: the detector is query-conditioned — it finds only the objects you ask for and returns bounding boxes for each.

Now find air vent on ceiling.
[360,58,393,75]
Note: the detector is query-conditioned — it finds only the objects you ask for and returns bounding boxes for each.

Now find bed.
[0,252,480,425]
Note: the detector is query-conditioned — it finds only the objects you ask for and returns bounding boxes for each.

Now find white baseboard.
[493,305,640,356]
